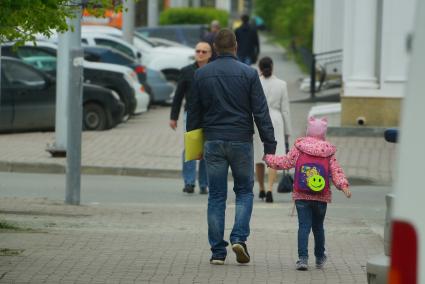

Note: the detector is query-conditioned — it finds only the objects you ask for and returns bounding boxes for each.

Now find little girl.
[264,116,351,271]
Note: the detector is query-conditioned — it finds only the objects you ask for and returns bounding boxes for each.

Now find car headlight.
[110,90,121,101]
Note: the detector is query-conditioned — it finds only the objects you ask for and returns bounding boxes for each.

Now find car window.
[104,50,135,65]
[84,51,102,62]
[133,32,157,47]
[2,61,45,87]
[182,27,205,47]
[82,38,88,44]
[94,38,135,59]
[16,47,55,59]
[22,56,57,73]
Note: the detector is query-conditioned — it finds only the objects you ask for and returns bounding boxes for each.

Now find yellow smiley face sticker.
[307,175,325,192]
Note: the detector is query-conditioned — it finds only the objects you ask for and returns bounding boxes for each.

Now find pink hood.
[295,137,336,157]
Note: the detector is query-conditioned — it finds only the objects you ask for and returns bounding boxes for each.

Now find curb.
[0,161,387,186]
[328,126,387,137]
[0,161,181,179]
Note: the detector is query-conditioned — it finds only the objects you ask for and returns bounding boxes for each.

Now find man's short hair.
[214,28,236,54]
[241,14,250,23]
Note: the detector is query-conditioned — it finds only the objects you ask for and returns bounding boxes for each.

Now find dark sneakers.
[210,257,225,265]
[296,258,308,271]
[231,242,250,264]
[200,187,208,194]
[316,254,327,269]
[183,184,195,193]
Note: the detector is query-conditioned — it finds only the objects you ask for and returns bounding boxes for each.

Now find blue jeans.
[295,200,327,259]
[182,151,208,187]
[183,111,207,188]
[204,140,254,258]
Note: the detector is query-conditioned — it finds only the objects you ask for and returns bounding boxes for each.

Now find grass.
[0,220,21,230]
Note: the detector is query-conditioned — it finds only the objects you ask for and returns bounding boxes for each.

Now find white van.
[388,1,425,283]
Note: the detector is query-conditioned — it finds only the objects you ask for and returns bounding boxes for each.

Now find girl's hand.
[342,188,352,198]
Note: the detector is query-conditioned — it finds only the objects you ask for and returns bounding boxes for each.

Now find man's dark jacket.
[170,63,198,120]
[235,23,260,63]
[187,54,276,155]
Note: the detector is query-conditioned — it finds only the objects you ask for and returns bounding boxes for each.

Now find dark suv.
[0,57,125,132]
[2,43,137,116]
[136,24,208,48]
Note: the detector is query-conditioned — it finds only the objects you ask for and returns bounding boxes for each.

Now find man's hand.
[342,187,352,198]
[169,120,178,130]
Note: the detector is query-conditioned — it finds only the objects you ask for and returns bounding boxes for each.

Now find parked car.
[135,24,208,48]
[2,42,143,116]
[83,46,173,104]
[81,32,142,64]
[0,57,125,132]
[83,61,150,115]
[36,30,143,64]
[145,67,175,104]
[74,25,195,82]
[82,46,149,93]
[132,32,195,82]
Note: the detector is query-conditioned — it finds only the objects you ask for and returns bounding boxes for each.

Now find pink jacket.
[265,137,349,203]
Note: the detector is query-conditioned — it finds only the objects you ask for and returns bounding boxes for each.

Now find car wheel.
[83,103,107,130]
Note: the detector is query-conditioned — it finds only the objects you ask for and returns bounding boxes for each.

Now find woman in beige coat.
[254,57,292,202]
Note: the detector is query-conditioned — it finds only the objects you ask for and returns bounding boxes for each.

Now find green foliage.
[159,8,229,27]
[255,0,314,53]
[0,0,125,45]
[254,0,282,30]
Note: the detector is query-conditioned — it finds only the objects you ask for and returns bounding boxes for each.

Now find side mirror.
[44,74,56,87]
[137,51,142,59]
[384,128,398,143]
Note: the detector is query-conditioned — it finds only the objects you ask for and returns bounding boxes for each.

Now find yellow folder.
[184,128,204,161]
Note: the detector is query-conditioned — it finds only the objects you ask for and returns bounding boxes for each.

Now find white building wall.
[342,0,379,96]
[216,0,231,11]
[169,0,189,7]
[380,0,416,98]
[341,0,417,98]
[313,0,344,54]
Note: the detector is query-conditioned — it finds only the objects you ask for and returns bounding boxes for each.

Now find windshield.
[133,32,158,47]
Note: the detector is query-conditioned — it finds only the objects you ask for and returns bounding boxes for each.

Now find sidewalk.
[0,174,387,284]
[0,34,396,185]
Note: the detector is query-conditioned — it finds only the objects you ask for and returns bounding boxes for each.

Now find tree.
[0,0,124,45]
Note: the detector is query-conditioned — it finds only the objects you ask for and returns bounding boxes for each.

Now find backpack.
[294,152,330,194]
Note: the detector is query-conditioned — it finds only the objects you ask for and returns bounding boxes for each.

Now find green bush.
[159,8,229,27]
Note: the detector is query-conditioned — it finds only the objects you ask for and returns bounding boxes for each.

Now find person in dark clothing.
[187,29,276,265]
[169,41,212,194]
[202,20,220,60]
[234,14,260,65]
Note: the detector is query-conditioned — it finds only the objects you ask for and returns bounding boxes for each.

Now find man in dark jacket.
[169,42,212,194]
[235,14,260,65]
[202,19,220,60]
[187,29,276,265]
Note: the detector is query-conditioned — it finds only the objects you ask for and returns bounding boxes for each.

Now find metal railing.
[309,49,343,98]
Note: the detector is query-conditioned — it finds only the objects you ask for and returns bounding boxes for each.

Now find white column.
[379,0,416,97]
[192,0,201,7]
[148,0,158,27]
[313,0,344,54]
[343,0,379,94]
